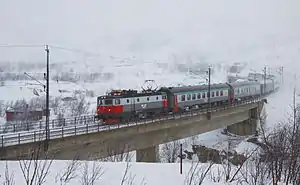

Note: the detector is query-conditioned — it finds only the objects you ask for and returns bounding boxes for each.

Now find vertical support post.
[18,133,20,144]
[180,143,183,175]
[206,66,212,120]
[1,135,3,147]
[263,66,266,94]
[44,44,50,152]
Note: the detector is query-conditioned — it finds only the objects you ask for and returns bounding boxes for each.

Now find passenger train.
[96,78,279,124]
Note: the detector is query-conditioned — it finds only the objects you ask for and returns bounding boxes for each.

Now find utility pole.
[280,66,284,85]
[206,66,212,120]
[44,45,50,152]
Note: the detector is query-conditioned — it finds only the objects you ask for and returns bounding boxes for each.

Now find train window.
[156,96,159,100]
[98,99,103,105]
[181,95,185,101]
[192,94,196,100]
[147,97,150,101]
[115,99,120,105]
[197,93,201,99]
[207,92,210,98]
[237,89,240,94]
[220,91,223,96]
[162,95,167,100]
[127,99,130,103]
[104,99,113,105]
[137,98,140,102]
[212,91,215,97]
[216,91,219,96]
[187,94,191,100]
[202,93,205,98]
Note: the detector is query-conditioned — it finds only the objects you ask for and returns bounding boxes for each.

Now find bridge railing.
[0,115,96,134]
[0,98,262,148]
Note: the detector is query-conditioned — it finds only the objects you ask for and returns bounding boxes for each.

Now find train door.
[130,97,136,118]
[174,95,179,113]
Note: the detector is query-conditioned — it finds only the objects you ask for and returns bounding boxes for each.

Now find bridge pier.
[136,146,158,162]
[227,107,258,136]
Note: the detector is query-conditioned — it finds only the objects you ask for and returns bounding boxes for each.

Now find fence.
[0,98,262,148]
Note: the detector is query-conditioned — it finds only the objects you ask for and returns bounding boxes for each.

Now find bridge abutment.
[136,146,158,162]
[227,107,258,136]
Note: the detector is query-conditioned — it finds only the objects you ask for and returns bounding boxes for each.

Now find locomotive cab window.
[192,94,196,100]
[104,99,113,105]
[115,99,120,105]
[98,99,103,105]
[162,95,167,100]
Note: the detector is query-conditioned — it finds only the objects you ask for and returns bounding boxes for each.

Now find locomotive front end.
[96,94,123,124]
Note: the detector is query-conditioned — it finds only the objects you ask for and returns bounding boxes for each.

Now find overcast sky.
[0,0,300,71]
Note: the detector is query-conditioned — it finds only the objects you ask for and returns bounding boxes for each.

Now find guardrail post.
[97,121,100,132]
[75,125,77,135]
[34,131,36,142]
[75,117,77,125]
[62,127,64,138]
[86,124,88,133]
[18,133,20,144]
[63,118,66,127]
[13,124,15,132]
[84,116,86,125]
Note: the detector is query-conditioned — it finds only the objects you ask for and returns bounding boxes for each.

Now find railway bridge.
[0,98,266,162]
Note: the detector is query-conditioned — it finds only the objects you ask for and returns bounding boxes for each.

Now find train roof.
[98,89,165,99]
[230,81,260,87]
[161,83,229,93]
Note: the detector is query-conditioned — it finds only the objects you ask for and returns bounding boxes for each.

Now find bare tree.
[209,166,224,183]
[160,140,180,163]
[18,134,53,185]
[69,93,90,117]
[79,161,104,185]
[55,157,81,185]
[184,159,214,185]
[238,157,269,185]
[101,144,133,162]
[120,158,147,185]
[2,162,15,185]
